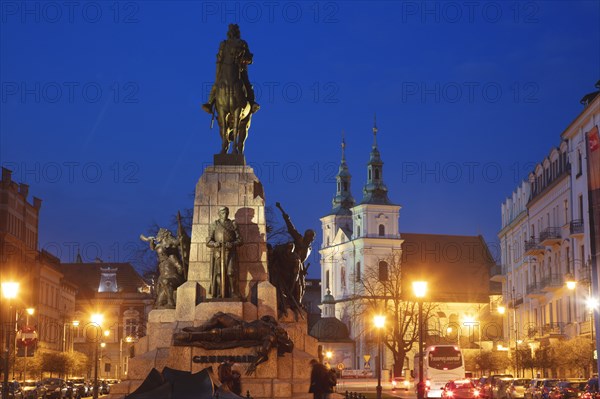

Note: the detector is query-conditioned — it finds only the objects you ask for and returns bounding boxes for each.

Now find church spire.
[373,113,378,147]
[331,131,355,215]
[361,116,392,205]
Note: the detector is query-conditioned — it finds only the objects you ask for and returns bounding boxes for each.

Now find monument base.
[108,306,328,399]
[214,153,246,166]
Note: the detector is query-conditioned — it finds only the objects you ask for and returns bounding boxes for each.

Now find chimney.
[33,197,42,209]
[19,183,29,198]
[2,168,12,183]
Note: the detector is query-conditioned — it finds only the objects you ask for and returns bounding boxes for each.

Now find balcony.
[580,320,592,335]
[570,219,584,236]
[524,238,545,256]
[490,264,506,282]
[541,274,563,291]
[526,326,538,338]
[513,295,524,307]
[540,322,566,337]
[526,282,544,297]
[539,227,561,246]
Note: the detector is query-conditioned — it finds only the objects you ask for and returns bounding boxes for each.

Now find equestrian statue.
[202,24,260,155]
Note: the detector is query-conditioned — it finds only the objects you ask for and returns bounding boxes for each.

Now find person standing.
[309,359,333,399]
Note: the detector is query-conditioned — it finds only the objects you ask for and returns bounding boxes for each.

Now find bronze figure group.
[173,312,293,375]
[140,212,190,309]
[268,202,315,318]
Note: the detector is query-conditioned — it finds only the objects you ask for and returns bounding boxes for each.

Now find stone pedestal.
[184,165,268,303]
[108,163,324,399]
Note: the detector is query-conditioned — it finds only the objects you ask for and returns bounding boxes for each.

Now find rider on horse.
[202,24,260,115]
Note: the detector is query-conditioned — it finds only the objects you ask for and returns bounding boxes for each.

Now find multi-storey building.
[64,261,153,380]
[497,84,600,377]
[0,168,78,379]
[320,124,500,376]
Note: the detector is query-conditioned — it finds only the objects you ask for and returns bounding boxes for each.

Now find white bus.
[414,345,465,398]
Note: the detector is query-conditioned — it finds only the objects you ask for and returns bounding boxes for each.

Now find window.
[326,270,330,289]
[378,224,385,237]
[124,318,138,338]
[378,261,389,281]
[374,168,380,180]
[577,150,582,176]
[355,262,361,282]
[356,226,360,237]
[578,195,584,219]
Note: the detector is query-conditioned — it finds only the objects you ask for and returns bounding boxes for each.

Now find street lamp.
[2,282,19,399]
[22,308,35,381]
[413,281,428,399]
[120,336,134,379]
[90,313,104,399]
[566,275,598,373]
[373,314,386,399]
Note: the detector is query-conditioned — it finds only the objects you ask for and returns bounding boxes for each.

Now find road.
[335,378,417,398]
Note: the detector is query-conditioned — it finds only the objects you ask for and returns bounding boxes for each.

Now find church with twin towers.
[316,120,501,375]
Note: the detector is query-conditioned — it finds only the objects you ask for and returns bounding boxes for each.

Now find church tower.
[320,135,355,294]
[352,116,400,241]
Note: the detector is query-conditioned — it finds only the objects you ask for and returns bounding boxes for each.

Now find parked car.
[539,380,561,399]
[549,380,587,399]
[507,379,530,399]
[88,381,109,397]
[42,378,68,399]
[67,378,89,398]
[441,379,481,399]
[0,381,24,399]
[99,381,110,395]
[581,377,600,399]
[493,378,514,399]
[20,380,47,399]
[526,379,557,399]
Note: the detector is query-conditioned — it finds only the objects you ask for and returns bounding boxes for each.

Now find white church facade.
[318,122,501,376]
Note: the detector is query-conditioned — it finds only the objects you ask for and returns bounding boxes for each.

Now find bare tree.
[358,251,438,376]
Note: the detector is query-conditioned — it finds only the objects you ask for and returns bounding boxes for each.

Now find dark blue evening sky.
[1,1,599,277]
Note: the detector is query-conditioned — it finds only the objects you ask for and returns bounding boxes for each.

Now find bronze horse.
[213,38,253,155]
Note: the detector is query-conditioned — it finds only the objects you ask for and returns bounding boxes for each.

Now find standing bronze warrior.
[207,207,243,299]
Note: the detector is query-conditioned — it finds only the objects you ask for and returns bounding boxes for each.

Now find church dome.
[323,291,335,304]
[309,317,352,342]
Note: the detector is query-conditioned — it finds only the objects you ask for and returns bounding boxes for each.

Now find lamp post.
[413,281,428,399]
[71,320,80,353]
[566,274,597,373]
[120,336,134,380]
[90,313,104,399]
[23,307,34,381]
[2,282,19,399]
[374,314,386,399]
